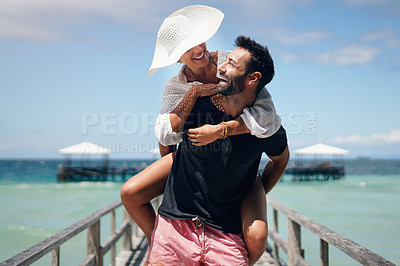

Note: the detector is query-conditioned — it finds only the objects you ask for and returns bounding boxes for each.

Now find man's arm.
[261,146,290,194]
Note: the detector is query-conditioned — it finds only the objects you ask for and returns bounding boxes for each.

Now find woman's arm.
[156,51,222,146]
[187,87,281,146]
[155,80,218,146]
[169,83,218,132]
[187,117,250,146]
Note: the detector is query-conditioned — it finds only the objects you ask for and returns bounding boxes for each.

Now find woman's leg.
[120,152,174,242]
[241,176,268,266]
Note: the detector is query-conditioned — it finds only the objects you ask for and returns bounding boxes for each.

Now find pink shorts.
[148,215,248,266]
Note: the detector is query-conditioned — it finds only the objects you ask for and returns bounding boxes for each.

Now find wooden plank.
[51,247,59,266]
[320,238,329,266]
[116,236,148,266]
[102,221,130,254]
[254,250,275,265]
[123,210,133,251]
[268,229,288,254]
[272,209,280,266]
[87,221,100,266]
[288,219,302,266]
[80,254,95,266]
[111,210,116,266]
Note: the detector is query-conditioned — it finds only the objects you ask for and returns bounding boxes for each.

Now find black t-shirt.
[158,97,287,233]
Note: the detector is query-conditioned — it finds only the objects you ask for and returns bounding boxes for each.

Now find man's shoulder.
[244,126,287,156]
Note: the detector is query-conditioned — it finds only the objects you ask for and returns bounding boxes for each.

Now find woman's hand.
[188,124,224,146]
[192,83,218,97]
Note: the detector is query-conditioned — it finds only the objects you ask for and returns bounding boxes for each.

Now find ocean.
[0,158,399,265]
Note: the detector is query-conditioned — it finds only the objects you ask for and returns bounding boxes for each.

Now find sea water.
[0,159,399,265]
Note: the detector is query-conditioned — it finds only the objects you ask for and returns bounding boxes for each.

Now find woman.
[121,5,281,265]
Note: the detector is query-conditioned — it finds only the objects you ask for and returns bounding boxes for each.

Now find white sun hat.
[148,5,224,76]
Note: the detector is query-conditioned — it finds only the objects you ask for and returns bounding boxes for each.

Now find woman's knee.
[120,175,143,204]
[246,219,268,245]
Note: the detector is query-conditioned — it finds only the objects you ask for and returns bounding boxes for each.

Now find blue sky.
[1,0,399,159]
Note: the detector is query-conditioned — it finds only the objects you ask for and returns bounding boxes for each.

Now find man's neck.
[221,89,256,117]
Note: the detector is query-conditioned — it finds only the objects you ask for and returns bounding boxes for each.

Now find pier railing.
[1,197,395,266]
[266,196,395,266]
[0,200,132,266]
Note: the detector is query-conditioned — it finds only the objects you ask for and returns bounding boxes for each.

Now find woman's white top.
[155,50,282,146]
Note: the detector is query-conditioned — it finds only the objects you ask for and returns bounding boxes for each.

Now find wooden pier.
[285,143,348,181]
[1,197,395,266]
[56,141,150,182]
[57,164,144,182]
[285,165,345,181]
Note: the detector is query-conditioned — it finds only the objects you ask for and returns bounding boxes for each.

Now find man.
[147,36,289,265]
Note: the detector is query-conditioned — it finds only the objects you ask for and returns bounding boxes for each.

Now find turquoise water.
[0,159,399,265]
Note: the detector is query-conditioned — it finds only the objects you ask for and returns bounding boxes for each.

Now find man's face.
[217,48,250,96]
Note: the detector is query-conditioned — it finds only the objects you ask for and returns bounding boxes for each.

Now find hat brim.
[148,5,224,76]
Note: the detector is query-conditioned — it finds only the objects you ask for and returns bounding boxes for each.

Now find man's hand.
[188,124,224,146]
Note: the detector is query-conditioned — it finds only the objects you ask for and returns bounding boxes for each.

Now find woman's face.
[179,42,209,69]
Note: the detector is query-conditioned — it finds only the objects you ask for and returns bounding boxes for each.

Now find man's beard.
[217,74,246,96]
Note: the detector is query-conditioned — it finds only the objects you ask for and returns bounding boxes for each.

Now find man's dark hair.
[234,35,275,92]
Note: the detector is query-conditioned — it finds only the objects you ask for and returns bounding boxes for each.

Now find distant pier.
[285,164,345,181]
[56,141,149,182]
[57,164,144,182]
[286,143,348,181]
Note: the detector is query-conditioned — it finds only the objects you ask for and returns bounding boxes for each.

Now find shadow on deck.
[116,235,148,266]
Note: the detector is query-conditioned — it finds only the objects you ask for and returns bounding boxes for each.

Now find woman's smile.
[193,50,205,61]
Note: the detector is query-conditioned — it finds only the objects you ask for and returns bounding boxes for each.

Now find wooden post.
[123,209,132,251]
[51,247,60,266]
[320,238,329,266]
[87,220,101,266]
[288,218,302,266]
[111,210,116,266]
[272,208,280,265]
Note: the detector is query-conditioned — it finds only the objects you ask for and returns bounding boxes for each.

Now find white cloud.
[0,0,319,42]
[341,0,391,5]
[280,53,300,62]
[225,0,314,18]
[0,0,168,41]
[329,129,400,145]
[273,29,331,45]
[361,28,400,47]
[341,0,400,15]
[0,17,63,41]
[361,29,395,41]
[314,45,380,66]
